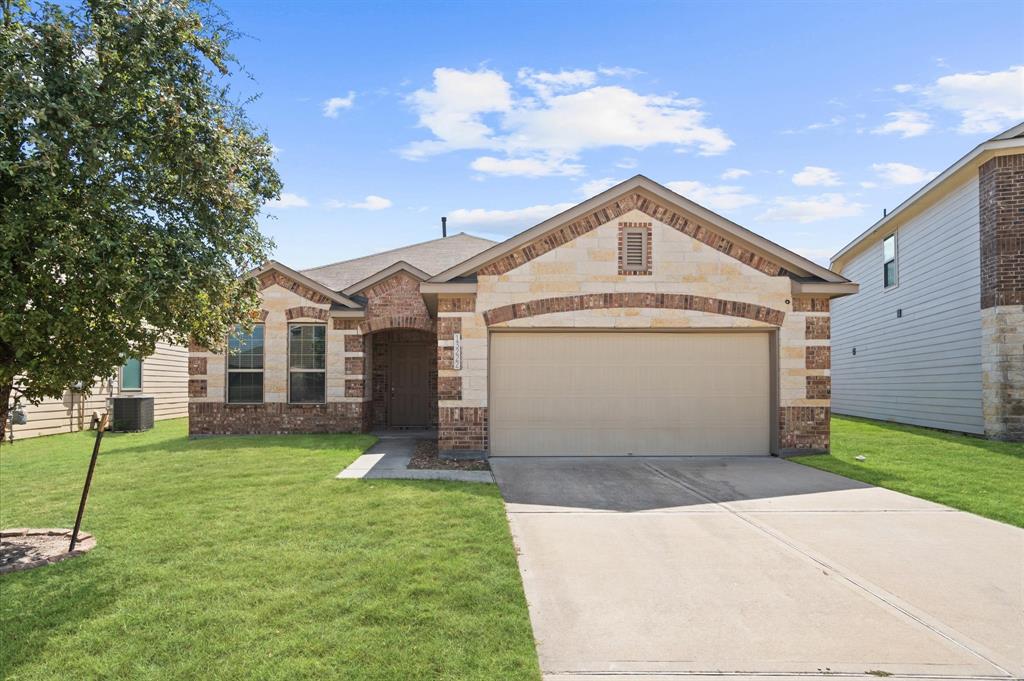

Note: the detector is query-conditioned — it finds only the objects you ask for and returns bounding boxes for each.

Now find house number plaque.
[452,332,462,370]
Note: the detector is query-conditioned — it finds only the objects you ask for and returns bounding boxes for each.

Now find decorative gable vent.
[618,222,652,275]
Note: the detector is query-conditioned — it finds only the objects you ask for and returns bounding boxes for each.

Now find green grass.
[794,415,1024,527]
[0,419,540,681]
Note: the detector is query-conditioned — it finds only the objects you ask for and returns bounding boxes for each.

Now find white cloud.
[871,162,939,185]
[872,111,932,138]
[665,180,759,212]
[860,181,878,189]
[792,166,841,187]
[326,195,393,210]
[721,168,750,180]
[616,157,638,169]
[470,156,583,177]
[578,177,621,197]
[892,83,915,93]
[322,92,356,118]
[597,66,643,78]
[447,202,575,234]
[807,116,845,130]
[403,67,733,171]
[267,192,309,209]
[517,68,597,98]
[758,194,865,224]
[926,65,1024,133]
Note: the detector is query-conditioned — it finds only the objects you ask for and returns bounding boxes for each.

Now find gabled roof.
[302,233,496,291]
[341,261,432,297]
[831,122,1024,272]
[252,260,362,308]
[430,175,847,284]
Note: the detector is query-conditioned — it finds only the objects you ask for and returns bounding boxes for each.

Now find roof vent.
[441,216,447,238]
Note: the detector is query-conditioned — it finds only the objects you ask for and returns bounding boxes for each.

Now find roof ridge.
[301,232,495,273]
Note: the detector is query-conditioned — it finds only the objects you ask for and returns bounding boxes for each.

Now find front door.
[388,340,431,427]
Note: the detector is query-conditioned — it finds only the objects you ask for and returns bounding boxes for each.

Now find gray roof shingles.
[300,232,497,291]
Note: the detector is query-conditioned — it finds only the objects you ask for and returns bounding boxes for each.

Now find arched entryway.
[368,329,437,429]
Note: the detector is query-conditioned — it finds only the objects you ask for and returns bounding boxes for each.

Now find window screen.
[227,324,264,403]
[289,324,326,403]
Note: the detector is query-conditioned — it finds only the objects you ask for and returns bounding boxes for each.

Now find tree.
[0,0,280,440]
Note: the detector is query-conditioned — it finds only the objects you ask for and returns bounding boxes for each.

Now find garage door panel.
[490,332,771,456]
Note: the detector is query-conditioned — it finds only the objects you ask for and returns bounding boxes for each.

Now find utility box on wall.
[111,395,154,432]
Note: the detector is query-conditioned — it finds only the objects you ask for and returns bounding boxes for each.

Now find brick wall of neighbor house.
[979,153,1024,441]
[188,274,372,436]
[438,194,833,455]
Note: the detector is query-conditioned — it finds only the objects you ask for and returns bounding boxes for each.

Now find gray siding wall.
[832,178,984,433]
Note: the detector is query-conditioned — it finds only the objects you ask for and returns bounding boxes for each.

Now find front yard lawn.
[794,416,1024,528]
[0,419,540,680]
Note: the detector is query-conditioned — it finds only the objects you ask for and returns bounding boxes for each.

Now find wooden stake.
[70,413,108,552]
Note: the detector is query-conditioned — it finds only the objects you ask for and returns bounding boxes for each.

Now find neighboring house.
[7,341,189,441]
[830,123,1023,441]
[189,175,857,456]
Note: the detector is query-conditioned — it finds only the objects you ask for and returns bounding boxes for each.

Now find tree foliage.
[0,0,280,438]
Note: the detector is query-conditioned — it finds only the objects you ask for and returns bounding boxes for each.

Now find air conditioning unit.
[111,395,154,432]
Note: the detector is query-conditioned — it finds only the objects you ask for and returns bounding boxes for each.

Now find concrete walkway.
[337,432,493,483]
[491,456,1024,680]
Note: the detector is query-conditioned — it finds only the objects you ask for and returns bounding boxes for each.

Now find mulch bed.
[0,529,96,574]
[408,439,489,471]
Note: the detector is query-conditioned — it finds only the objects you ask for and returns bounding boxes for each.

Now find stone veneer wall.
[437,204,833,455]
[979,153,1024,441]
[188,273,372,436]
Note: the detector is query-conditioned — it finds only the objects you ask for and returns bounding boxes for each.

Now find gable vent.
[624,231,645,268]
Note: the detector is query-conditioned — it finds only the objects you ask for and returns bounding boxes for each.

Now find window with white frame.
[883,233,897,288]
[227,324,264,403]
[288,324,326,403]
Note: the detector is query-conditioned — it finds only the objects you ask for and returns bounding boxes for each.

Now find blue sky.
[220,0,1024,270]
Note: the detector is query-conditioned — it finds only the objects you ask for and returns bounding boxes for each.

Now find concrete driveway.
[491,456,1023,681]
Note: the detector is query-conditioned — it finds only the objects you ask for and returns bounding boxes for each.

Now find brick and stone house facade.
[830,123,1024,441]
[189,175,858,456]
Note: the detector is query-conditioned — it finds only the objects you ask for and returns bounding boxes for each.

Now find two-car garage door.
[489,332,771,456]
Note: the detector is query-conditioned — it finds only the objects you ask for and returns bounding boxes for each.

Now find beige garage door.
[489,332,771,456]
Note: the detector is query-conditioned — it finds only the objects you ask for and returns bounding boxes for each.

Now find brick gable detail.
[258,271,332,305]
[476,191,790,277]
[483,293,785,326]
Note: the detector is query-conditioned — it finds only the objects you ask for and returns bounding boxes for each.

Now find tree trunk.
[0,381,12,445]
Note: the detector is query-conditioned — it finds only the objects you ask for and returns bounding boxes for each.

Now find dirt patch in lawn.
[0,529,96,574]
[408,439,490,471]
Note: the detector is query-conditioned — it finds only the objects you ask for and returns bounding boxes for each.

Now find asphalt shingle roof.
[300,233,497,291]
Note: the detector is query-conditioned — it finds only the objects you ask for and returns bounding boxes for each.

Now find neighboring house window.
[227,324,264,403]
[883,233,898,288]
[120,358,142,391]
[619,222,652,275]
[289,324,326,404]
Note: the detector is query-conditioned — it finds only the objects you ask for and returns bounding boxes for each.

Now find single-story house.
[830,123,1023,441]
[7,342,189,440]
[189,175,857,457]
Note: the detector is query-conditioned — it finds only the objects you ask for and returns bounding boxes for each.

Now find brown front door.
[388,340,431,427]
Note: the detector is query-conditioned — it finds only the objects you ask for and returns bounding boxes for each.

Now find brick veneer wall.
[438,406,488,453]
[189,402,368,435]
[979,154,1024,309]
[482,293,786,326]
[979,153,1024,441]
